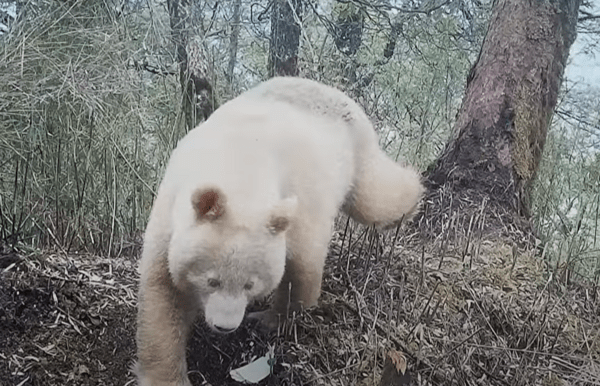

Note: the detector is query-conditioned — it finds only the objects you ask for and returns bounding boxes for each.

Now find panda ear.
[191,188,226,222]
[267,196,297,235]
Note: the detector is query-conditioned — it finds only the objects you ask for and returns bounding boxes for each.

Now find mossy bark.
[268,0,302,77]
[424,0,581,238]
[167,0,218,131]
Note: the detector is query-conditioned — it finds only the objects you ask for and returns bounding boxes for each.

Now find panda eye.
[208,278,221,288]
[244,282,254,291]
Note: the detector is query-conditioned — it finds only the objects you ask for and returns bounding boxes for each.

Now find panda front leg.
[251,221,332,330]
[135,255,198,386]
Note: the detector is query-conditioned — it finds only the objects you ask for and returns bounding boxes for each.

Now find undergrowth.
[0,1,180,255]
[0,0,599,289]
[531,85,600,287]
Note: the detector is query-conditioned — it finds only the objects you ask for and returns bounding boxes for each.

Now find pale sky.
[566,0,600,87]
[567,41,600,87]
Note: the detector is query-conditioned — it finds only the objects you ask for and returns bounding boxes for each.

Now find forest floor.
[1,218,599,386]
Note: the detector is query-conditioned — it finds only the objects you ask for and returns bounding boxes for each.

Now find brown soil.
[1,218,599,385]
[0,252,300,386]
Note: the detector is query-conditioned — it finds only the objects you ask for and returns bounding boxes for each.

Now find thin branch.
[555,109,600,133]
[128,59,178,76]
[578,9,600,22]
[579,15,600,22]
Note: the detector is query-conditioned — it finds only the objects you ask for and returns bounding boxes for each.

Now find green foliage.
[2,0,599,287]
[0,1,181,255]
[531,86,600,284]
[367,14,474,168]
[300,3,484,169]
[0,0,488,255]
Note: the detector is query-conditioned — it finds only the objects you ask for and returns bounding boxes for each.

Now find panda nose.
[214,325,237,334]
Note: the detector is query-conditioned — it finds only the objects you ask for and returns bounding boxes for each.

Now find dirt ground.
[1,220,599,386]
[0,251,300,386]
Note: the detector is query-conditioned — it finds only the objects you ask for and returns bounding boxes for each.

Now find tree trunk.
[423,0,581,240]
[167,0,218,131]
[333,1,364,56]
[227,0,241,86]
[269,0,302,77]
[331,2,365,93]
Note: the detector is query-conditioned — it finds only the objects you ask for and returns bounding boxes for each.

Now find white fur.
[136,77,424,386]
[204,292,248,332]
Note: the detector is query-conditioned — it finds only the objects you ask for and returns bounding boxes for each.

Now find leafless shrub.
[0,1,180,255]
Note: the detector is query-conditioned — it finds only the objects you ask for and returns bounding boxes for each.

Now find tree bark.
[331,2,365,93]
[424,0,581,240]
[167,0,218,131]
[227,0,242,86]
[269,0,302,77]
[333,1,364,56]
